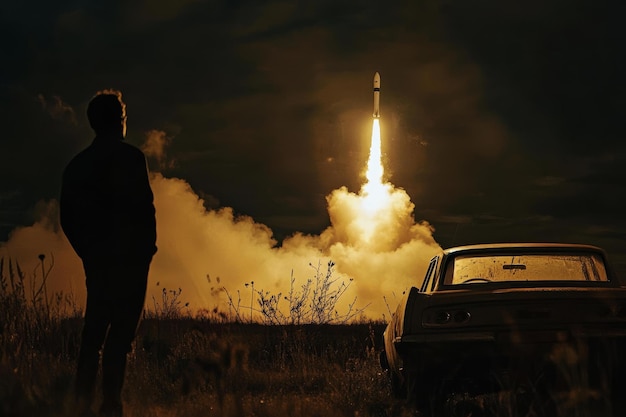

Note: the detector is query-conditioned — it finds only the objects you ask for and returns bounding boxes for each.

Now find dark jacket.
[60,136,157,264]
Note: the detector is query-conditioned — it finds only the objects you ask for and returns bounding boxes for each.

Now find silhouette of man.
[60,90,157,417]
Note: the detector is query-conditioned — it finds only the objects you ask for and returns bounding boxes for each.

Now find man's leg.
[75,290,110,411]
[100,263,149,415]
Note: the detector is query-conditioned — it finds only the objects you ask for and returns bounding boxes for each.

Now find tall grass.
[0,256,398,417]
[224,260,368,325]
[0,256,82,416]
[2,255,623,417]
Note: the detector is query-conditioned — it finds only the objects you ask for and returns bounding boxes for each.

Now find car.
[380,243,626,411]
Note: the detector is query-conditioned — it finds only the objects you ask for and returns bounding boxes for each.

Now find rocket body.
[373,72,380,118]
[373,72,381,118]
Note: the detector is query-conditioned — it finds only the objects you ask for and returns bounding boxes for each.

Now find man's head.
[87,90,127,138]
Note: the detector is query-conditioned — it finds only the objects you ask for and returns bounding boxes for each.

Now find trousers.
[75,260,150,411]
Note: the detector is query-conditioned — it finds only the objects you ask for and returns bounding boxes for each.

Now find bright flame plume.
[361,119,391,213]
[349,118,396,245]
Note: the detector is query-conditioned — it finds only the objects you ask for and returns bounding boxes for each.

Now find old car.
[380,243,626,410]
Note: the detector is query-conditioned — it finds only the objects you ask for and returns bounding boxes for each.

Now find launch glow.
[361,119,389,213]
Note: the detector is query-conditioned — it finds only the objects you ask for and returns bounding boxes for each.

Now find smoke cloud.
[0,139,441,320]
[141,129,175,170]
[37,94,78,125]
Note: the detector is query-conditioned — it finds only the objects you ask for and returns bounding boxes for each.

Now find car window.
[420,257,438,292]
[430,257,439,292]
[443,253,609,285]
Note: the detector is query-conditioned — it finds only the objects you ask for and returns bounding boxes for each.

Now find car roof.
[442,243,606,256]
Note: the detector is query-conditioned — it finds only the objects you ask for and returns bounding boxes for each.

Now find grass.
[0,256,400,417]
[2,317,395,416]
[1,256,624,417]
[124,320,395,417]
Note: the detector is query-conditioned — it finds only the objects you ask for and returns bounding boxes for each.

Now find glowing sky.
[2,1,626,315]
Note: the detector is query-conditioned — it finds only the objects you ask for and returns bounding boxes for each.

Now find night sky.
[2,0,626,309]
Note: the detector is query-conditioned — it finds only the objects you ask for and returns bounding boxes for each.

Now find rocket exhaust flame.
[366,119,383,186]
[362,73,391,213]
[362,118,388,213]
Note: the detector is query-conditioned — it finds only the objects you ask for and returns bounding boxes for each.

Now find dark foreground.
[2,313,626,417]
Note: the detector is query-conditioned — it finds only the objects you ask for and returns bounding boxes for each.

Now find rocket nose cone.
[373,72,380,88]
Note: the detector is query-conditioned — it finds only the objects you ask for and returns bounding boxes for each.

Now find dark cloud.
[442,0,626,152]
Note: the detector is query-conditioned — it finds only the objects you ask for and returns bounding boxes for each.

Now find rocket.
[373,72,380,118]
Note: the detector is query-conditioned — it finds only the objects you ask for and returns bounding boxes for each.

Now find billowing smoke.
[37,94,78,125]
[0,201,85,308]
[0,132,441,320]
[320,185,441,310]
[141,129,175,170]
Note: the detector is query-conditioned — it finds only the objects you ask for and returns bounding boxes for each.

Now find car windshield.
[444,253,609,285]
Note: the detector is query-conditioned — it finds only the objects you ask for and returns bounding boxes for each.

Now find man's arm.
[60,166,91,259]
[116,146,158,259]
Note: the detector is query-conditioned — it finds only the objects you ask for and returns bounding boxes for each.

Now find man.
[60,90,157,416]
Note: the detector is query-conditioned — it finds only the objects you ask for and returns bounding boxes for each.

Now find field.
[1,258,624,417]
[1,309,398,417]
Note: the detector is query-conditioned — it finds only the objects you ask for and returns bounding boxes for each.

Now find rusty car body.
[381,243,626,409]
